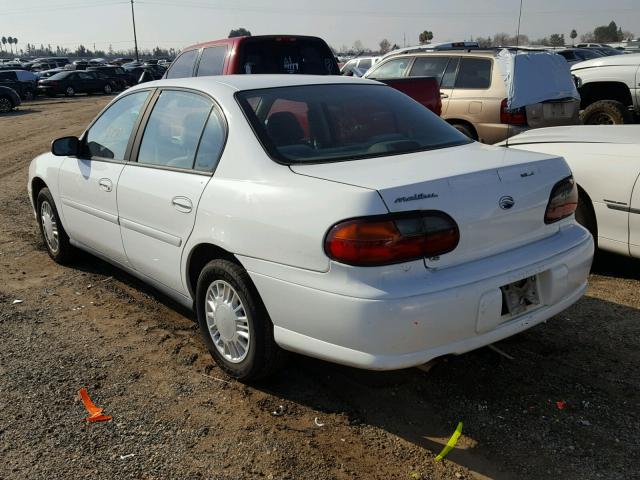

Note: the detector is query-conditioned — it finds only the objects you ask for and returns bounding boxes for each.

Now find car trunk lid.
[291,143,571,269]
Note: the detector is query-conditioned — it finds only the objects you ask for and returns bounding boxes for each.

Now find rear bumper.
[248,224,594,370]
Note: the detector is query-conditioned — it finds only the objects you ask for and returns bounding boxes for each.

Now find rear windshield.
[236,84,470,164]
[238,38,338,75]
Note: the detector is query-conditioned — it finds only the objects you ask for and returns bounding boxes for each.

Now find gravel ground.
[0,96,638,480]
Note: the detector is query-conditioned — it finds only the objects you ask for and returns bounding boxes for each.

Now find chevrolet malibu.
[28,75,594,381]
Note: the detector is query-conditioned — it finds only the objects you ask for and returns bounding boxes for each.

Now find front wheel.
[196,259,284,381]
[36,187,74,264]
[65,86,75,97]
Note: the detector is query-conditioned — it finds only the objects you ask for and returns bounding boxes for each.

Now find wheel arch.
[576,183,598,239]
[31,176,48,211]
[578,82,633,110]
[446,119,478,140]
[185,242,243,297]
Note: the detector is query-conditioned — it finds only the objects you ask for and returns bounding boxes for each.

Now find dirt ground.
[0,96,638,480]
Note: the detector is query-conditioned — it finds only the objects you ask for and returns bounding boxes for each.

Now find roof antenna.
[505,0,524,149]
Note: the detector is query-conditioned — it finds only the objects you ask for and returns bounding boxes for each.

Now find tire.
[575,192,597,247]
[65,86,75,97]
[581,100,631,125]
[196,259,284,381]
[23,89,35,101]
[103,84,112,95]
[0,97,12,113]
[451,122,477,140]
[36,187,74,264]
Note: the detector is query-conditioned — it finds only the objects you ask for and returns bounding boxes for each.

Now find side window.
[166,50,198,79]
[77,72,93,80]
[358,58,372,70]
[441,57,460,88]
[454,58,492,89]
[197,46,226,76]
[85,91,150,160]
[408,57,450,83]
[194,109,226,172]
[366,58,412,79]
[137,90,212,169]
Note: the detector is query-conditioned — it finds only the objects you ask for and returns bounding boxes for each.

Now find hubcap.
[66,87,74,96]
[0,98,11,113]
[40,201,59,253]
[205,280,250,363]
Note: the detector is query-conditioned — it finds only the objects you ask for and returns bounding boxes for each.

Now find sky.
[2,0,639,52]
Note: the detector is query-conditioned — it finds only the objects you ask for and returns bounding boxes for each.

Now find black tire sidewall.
[452,123,476,140]
[36,188,72,264]
[196,260,267,380]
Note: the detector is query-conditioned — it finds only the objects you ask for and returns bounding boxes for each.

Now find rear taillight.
[500,98,527,126]
[545,176,578,224]
[324,211,459,266]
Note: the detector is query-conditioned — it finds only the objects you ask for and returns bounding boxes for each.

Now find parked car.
[164,35,339,78]
[35,68,65,79]
[555,48,604,66]
[340,56,380,77]
[0,70,37,100]
[364,50,581,142]
[87,66,130,89]
[124,65,163,83]
[28,75,593,380]
[0,85,21,113]
[112,57,134,66]
[499,126,640,257]
[571,53,640,124]
[37,70,113,97]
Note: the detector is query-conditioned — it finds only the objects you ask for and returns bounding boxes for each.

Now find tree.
[548,33,565,47]
[621,30,635,41]
[418,30,433,45]
[493,32,510,46]
[580,32,595,43]
[228,27,251,38]
[475,36,493,48]
[593,21,622,42]
[378,38,391,54]
[570,29,577,46]
[352,40,365,53]
[1,37,5,53]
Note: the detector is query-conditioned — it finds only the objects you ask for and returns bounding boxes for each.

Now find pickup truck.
[164,35,441,116]
[571,53,640,124]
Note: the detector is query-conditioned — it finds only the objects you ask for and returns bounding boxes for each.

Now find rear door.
[58,89,152,265]
[116,89,226,294]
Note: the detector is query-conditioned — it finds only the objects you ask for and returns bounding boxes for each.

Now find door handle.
[440,93,449,99]
[98,178,113,192]
[171,196,193,213]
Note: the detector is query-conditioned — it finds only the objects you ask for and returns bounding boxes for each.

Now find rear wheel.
[0,97,13,113]
[103,84,112,95]
[36,187,74,264]
[65,86,75,97]
[581,100,631,125]
[196,259,284,381]
[451,122,477,140]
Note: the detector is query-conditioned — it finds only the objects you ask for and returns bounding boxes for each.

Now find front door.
[58,90,151,265]
[117,89,225,294]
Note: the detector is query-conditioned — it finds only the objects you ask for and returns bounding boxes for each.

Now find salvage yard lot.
[1,96,639,480]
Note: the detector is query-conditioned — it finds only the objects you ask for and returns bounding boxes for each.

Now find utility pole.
[130,0,140,62]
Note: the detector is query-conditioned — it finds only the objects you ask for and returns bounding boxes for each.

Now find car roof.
[184,34,329,52]
[133,74,380,95]
[385,50,496,60]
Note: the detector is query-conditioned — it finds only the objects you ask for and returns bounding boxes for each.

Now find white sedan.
[500,126,640,258]
[28,75,593,380]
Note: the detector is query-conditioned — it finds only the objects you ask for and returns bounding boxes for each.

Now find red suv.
[165,35,339,78]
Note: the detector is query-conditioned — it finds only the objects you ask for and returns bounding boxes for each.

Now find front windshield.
[236,83,470,164]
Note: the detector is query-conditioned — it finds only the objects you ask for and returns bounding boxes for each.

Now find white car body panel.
[500,125,640,258]
[28,75,594,370]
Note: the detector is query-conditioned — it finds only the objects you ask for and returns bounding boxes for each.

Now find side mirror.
[51,136,79,156]
[138,70,153,84]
